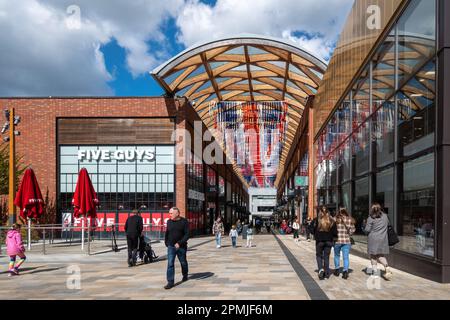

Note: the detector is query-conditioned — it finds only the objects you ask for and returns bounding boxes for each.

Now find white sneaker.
[384,267,393,281]
[216,245,220,249]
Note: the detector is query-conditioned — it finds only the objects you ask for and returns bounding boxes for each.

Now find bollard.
[43,229,46,255]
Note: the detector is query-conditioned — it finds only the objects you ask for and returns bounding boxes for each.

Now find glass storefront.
[314,0,436,258]
[187,152,205,235]
[59,145,175,212]
[398,153,435,257]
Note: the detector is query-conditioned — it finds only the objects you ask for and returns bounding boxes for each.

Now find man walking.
[164,207,189,289]
[125,209,143,267]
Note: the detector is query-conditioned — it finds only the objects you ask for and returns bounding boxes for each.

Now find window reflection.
[397,0,436,86]
[372,101,395,167]
[352,67,371,126]
[398,60,435,158]
[372,30,395,104]
[352,124,370,177]
[353,177,369,241]
[337,139,351,184]
[375,167,394,223]
[398,153,435,257]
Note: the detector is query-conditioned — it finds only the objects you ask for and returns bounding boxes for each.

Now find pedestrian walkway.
[1,234,450,300]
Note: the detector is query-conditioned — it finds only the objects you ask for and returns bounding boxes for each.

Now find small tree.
[38,189,56,225]
[0,144,28,195]
[0,198,7,226]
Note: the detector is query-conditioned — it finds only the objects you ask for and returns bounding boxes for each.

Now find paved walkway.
[1,233,450,300]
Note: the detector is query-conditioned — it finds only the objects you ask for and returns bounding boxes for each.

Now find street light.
[1,122,9,134]
[1,108,21,225]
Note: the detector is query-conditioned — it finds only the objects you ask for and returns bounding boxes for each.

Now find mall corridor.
[1,233,450,300]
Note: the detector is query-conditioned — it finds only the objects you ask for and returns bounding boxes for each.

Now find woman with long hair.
[313,206,337,280]
[365,203,393,280]
[333,207,356,279]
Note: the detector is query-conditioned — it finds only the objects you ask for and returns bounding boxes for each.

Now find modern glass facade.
[314,0,436,258]
[187,152,205,235]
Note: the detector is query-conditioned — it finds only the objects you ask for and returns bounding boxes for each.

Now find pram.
[138,236,158,264]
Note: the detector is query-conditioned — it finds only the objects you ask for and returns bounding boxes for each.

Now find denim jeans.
[215,233,222,247]
[166,246,188,285]
[231,237,236,247]
[334,243,351,271]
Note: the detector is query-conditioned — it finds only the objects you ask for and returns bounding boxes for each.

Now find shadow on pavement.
[188,272,214,280]
[26,267,64,275]
[1,266,63,275]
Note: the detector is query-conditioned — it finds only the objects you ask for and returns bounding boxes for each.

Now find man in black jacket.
[125,209,143,267]
[164,207,189,289]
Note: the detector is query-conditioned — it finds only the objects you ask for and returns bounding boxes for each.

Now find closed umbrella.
[72,168,99,250]
[14,168,45,250]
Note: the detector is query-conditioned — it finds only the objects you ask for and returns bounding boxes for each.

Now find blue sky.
[0,0,354,97]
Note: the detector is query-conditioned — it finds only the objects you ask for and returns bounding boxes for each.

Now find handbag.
[387,225,399,246]
[343,221,355,245]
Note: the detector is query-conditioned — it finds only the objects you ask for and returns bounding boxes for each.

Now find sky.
[0,0,354,97]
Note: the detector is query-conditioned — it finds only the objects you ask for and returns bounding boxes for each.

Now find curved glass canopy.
[151,35,327,188]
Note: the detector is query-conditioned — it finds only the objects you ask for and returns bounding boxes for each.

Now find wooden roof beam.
[244,46,254,101]
[282,53,291,100]
[201,52,223,101]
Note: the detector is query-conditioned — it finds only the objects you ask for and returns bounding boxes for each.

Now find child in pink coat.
[5,224,26,276]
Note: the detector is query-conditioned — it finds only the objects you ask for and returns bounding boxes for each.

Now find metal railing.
[0,224,165,256]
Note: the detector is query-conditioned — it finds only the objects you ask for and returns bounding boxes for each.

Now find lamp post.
[1,108,21,225]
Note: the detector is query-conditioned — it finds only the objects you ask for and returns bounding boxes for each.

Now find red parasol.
[72,168,99,220]
[14,168,45,220]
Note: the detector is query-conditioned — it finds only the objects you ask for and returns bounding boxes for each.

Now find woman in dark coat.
[313,207,338,280]
[365,203,393,280]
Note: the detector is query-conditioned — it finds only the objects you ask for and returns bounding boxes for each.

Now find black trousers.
[306,228,311,240]
[316,241,333,274]
[127,236,139,262]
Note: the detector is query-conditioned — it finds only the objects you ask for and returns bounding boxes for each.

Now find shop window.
[337,139,351,184]
[372,101,395,168]
[353,177,369,241]
[397,0,436,86]
[398,153,435,257]
[372,29,395,107]
[337,95,351,144]
[338,182,351,214]
[398,60,436,158]
[352,66,371,126]
[375,167,394,223]
[352,123,370,177]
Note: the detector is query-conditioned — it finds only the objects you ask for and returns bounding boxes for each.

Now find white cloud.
[176,0,354,62]
[0,0,184,96]
[0,0,354,96]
